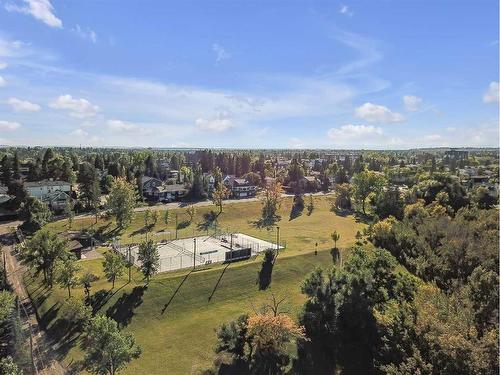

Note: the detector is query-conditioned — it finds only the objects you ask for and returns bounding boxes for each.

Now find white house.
[25,180,72,200]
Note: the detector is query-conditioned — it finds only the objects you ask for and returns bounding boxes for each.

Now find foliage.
[137,239,160,283]
[297,246,418,374]
[143,209,151,227]
[258,182,284,228]
[211,184,229,214]
[107,177,137,229]
[18,196,52,232]
[163,209,170,227]
[22,229,69,286]
[351,170,386,214]
[60,297,92,330]
[103,251,125,288]
[151,210,158,226]
[0,290,15,326]
[80,272,98,300]
[56,258,80,298]
[471,186,497,209]
[372,186,404,220]
[65,200,75,229]
[0,356,22,375]
[247,313,306,375]
[186,206,197,223]
[82,315,142,375]
[333,183,352,210]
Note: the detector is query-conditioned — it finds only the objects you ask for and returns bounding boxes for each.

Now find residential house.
[223,175,258,198]
[141,176,187,202]
[42,191,72,211]
[203,173,215,194]
[300,176,320,192]
[154,184,188,202]
[141,176,163,199]
[24,179,72,211]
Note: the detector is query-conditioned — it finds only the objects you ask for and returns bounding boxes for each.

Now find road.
[1,221,66,375]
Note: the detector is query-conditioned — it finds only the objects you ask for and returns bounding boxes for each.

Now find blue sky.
[0,0,498,148]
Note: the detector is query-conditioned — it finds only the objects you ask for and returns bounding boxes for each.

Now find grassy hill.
[27,196,365,374]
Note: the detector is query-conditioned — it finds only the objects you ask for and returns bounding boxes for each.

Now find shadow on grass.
[197,210,219,232]
[129,224,154,238]
[161,270,193,315]
[250,215,281,230]
[330,247,341,265]
[176,220,191,230]
[208,263,230,302]
[87,224,121,243]
[106,286,146,328]
[257,249,275,290]
[289,204,304,221]
[353,211,373,224]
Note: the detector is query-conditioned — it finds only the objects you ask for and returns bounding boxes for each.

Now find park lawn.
[46,195,365,259]
[30,196,366,373]
[27,247,341,374]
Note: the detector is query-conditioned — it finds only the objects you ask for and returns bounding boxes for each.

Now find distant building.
[223,175,258,198]
[445,149,469,161]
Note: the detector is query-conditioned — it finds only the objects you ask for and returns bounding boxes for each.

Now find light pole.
[175,213,178,239]
[276,226,280,255]
[193,238,197,269]
[128,245,132,283]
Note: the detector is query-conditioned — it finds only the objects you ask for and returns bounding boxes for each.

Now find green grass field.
[28,196,365,374]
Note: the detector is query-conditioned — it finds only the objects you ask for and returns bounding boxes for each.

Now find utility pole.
[193,238,197,269]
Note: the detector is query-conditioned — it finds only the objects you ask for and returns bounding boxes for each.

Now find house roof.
[41,190,71,203]
[155,184,187,193]
[141,176,162,185]
[25,180,71,187]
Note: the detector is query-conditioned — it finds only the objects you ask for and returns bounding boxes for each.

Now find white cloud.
[0,76,5,87]
[354,102,405,123]
[288,137,305,148]
[424,134,443,142]
[483,81,499,103]
[403,95,422,112]
[196,111,234,132]
[445,126,456,132]
[5,0,62,28]
[8,97,41,112]
[212,43,230,63]
[70,128,88,137]
[327,124,383,143]
[0,120,21,130]
[106,119,137,132]
[49,95,99,118]
[73,24,97,43]
[0,62,7,70]
[339,4,354,16]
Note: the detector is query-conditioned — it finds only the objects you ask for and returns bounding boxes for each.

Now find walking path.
[1,221,66,375]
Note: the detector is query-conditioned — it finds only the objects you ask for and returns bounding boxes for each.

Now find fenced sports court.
[112,232,284,273]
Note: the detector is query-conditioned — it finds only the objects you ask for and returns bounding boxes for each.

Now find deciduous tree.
[82,315,141,375]
[107,178,136,229]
